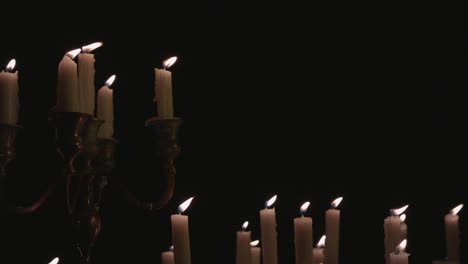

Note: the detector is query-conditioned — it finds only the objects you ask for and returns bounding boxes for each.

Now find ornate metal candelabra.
[0,112,182,264]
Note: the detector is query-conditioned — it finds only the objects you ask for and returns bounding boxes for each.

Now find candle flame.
[177,197,194,214]
[331,197,343,209]
[317,235,326,248]
[265,195,277,208]
[300,201,310,215]
[163,56,177,69]
[250,240,259,247]
[397,239,407,252]
[169,245,174,251]
[450,204,464,215]
[391,205,409,216]
[82,42,103,53]
[66,48,81,59]
[6,59,16,71]
[49,257,59,264]
[105,75,116,87]
[242,221,249,231]
[399,213,406,222]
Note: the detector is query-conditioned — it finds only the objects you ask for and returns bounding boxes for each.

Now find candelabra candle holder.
[0,113,182,264]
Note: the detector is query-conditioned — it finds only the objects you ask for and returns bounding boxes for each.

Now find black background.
[0,1,467,263]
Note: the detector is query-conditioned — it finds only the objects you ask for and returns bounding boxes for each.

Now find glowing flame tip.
[392,205,409,216]
[66,48,81,59]
[250,240,259,247]
[265,195,277,208]
[451,204,463,215]
[82,42,103,53]
[397,239,407,252]
[399,213,406,222]
[331,197,343,208]
[177,197,194,214]
[317,235,326,248]
[169,245,174,251]
[300,201,310,215]
[49,257,59,264]
[163,56,177,69]
[6,59,16,71]
[242,221,249,230]
[105,75,116,87]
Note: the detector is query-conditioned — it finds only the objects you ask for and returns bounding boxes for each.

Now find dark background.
[0,1,466,263]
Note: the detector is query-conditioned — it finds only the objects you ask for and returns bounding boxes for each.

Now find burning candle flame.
[242,221,249,231]
[169,245,174,251]
[265,195,277,208]
[397,239,407,252]
[66,48,81,59]
[177,197,194,214]
[300,201,310,215]
[450,204,464,215]
[399,213,406,222]
[49,257,59,264]
[317,235,326,248]
[331,197,343,209]
[391,205,409,216]
[6,59,16,71]
[82,42,103,53]
[105,75,116,87]
[163,56,177,69]
[250,240,259,247]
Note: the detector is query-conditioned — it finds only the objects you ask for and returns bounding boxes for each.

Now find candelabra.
[0,112,182,264]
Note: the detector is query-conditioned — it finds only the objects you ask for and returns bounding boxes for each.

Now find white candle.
[445,204,463,262]
[155,56,177,118]
[389,239,409,264]
[78,42,102,115]
[0,59,19,124]
[260,195,278,264]
[237,221,252,264]
[324,197,343,264]
[312,235,325,264]
[399,214,407,240]
[56,49,80,112]
[384,205,408,264]
[97,75,116,138]
[162,246,175,264]
[171,197,194,264]
[250,240,261,264]
[294,201,313,264]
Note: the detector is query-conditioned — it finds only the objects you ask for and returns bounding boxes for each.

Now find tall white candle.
[78,42,102,115]
[445,204,463,262]
[260,195,278,264]
[155,56,177,118]
[384,205,408,264]
[97,75,116,138]
[57,49,80,112]
[324,197,343,264]
[162,246,175,264]
[0,59,19,124]
[250,240,261,264]
[237,221,252,264]
[312,235,325,264]
[294,201,313,264]
[171,197,194,264]
[389,239,409,264]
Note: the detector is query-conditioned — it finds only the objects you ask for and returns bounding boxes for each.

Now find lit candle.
[0,59,19,124]
[171,197,194,264]
[384,205,408,264]
[56,49,80,112]
[48,257,59,264]
[97,75,116,138]
[78,42,102,115]
[250,240,261,264]
[260,195,278,264]
[324,197,343,264]
[445,204,463,262]
[399,214,407,240]
[162,246,175,264]
[294,201,313,264]
[237,221,252,264]
[155,56,177,118]
[312,235,325,264]
[389,239,409,264]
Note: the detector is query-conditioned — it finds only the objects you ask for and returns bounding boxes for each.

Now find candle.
[97,75,116,138]
[399,214,407,240]
[0,59,19,124]
[389,239,409,264]
[154,56,177,118]
[260,195,278,264]
[48,257,59,264]
[56,49,80,112]
[250,240,261,264]
[162,246,175,264]
[312,235,325,264]
[78,42,102,115]
[445,204,463,262]
[324,197,343,264]
[171,197,194,264]
[384,205,408,264]
[294,201,313,264]
[237,221,252,264]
